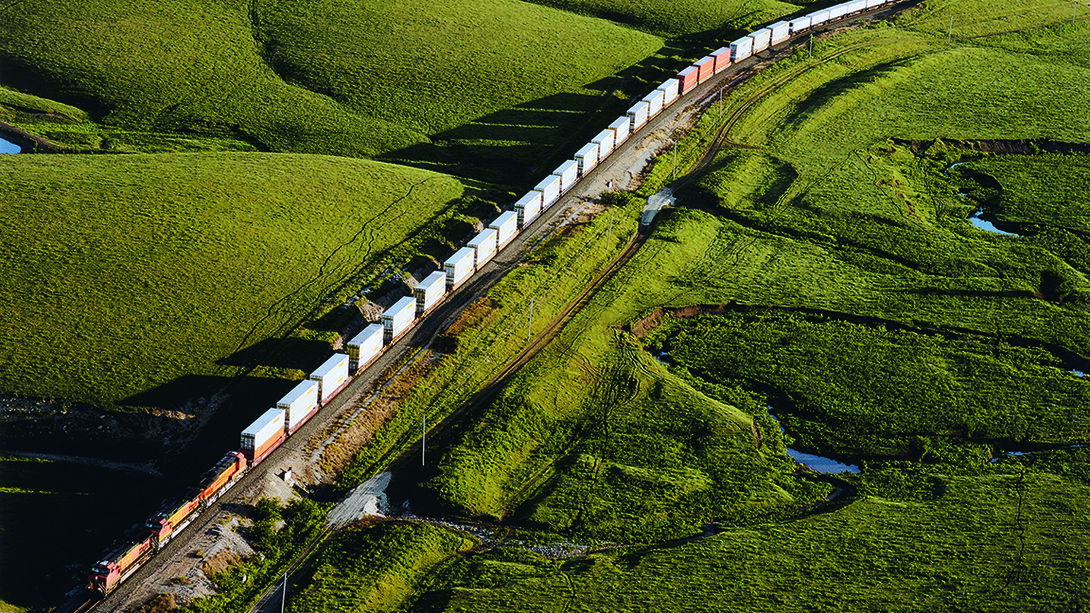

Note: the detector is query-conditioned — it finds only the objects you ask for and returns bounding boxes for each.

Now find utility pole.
[421,412,426,466]
[607,208,614,243]
[281,572,287,613]
[1075,0,1079,23]
[718,88,722,120]
[672,139,677,178]
[809,34,813,60]
[948,16,953,43]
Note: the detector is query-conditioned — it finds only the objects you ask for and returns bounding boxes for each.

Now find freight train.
[86,0,894,597]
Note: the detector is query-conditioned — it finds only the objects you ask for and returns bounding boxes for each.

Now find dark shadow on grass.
[217,337,333,371]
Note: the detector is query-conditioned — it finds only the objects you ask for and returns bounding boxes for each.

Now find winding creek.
[0,135,22,154]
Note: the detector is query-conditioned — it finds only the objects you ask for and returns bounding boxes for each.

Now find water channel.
[768,407,860,474]
[0,135,22,154]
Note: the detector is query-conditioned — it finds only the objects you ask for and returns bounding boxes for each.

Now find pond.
[968,207,1020,236]
[767,407,860,474]
[0,135,21,154]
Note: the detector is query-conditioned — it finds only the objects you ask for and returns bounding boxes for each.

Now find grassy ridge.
[0,0,666,163]
[255,0,663,136]
[414,472,1090,612]
[519,0,801,37]
[652,312,1090,454]
[0,153,465,408]
[0,0,426,157]
[288,523,473,613]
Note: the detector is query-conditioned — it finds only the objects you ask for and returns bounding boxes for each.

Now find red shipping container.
[677,66,699,93]
[711,47,731,73]
[696,56,715,83]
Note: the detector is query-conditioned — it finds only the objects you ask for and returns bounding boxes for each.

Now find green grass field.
[0,153,466,409]
[520,0,800,37]
[287,523,473,613]
[409,470,1090,612]
[0,0,665,167]
[270,2,1090,610]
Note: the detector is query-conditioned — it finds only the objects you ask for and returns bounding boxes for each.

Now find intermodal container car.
[468,227,499,267]
[241,408,286,463]
[658,78,680,106]
[809,8,832,25]
[515,192,543,227]
[642,89,664,118]
[444,247,476,289]
[695,56,715,83]
[677,66,699,94]
[769,21,791,45]
[381,297,416,344]
[730,36,754,61]
[309,353,349,403]
[627,100,650,132]
[278,379,319,432]
[534,174,562,208]
[609,116,630,145]
[414,270,447,315]
[711,47,731,73]
[749,27,773,52]
[789,15,812,33]
[553,160,578,192]
[347,323,384,372]
[575,142,599,175]
[593,128,616,159]
[489,211,518,248]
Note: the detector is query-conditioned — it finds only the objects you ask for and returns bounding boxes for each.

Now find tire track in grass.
[225,177,440,374]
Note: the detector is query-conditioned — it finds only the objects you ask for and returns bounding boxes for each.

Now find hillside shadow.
[377,42,705,184]
[216,337,332,371]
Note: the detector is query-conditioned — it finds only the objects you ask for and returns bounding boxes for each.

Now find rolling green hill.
[0,153,466,409]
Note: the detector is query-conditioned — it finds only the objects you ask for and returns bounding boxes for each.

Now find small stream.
[968,207,1020,236]
[767,407,859,474]
[0,135,21,154]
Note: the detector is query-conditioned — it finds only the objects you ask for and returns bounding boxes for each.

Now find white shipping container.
[830,4,848,19]
[575,142,599,175]
[241,409,285,456]
[444,247,476,288]
[468,228,498,267]
[642,90,664,117]
[381,296,416,342]
[730,36,754,61]
[534,174,562,207]
[865,0,886,7]
[609,116,630,145]
[710,47,731,73]
[277,379,319,431]
[850,0,869,13]
[515,192,542,227]
[309,353,349,403]
[657,79,680,106]
[789,16,812,33]
[627,100,649,132]
[809,9,831,25]
[769,21,791,44]
[593,129,615,159]
[414,270,446,315]
[489,211,518,247]
[553,160,578,192]
[346,323,384,371]
[749,28,773,52]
